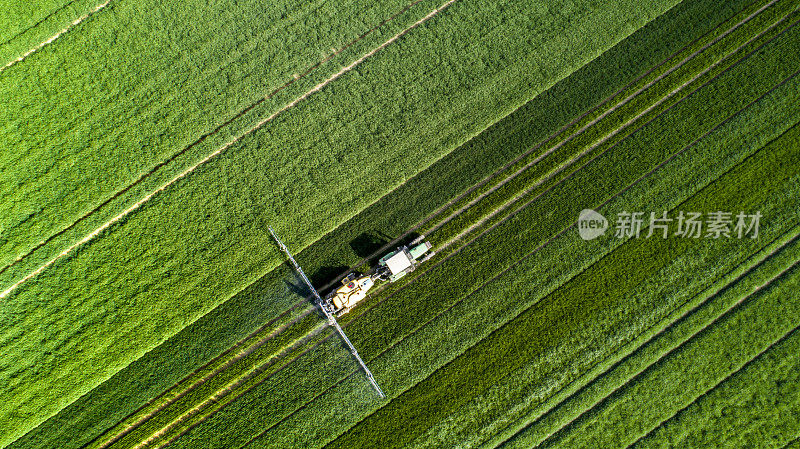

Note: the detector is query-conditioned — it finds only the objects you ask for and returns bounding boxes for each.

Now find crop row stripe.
[624,304,800,448]
[0,0,458,299]
[437,5,796,252]
[479,222,800,449]
[0,0,110,73]
[133,323,329,449]
[531,254,800,448]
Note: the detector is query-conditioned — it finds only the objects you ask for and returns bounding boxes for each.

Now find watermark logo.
[578,209,609,240]
[578,209,761,240]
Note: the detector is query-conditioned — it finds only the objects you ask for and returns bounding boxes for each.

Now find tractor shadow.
[349,231,391,259]
[349,230,423,265]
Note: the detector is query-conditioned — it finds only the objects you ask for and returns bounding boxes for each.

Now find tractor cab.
[376,239,434,282]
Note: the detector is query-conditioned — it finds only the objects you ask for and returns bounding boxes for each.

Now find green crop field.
[1,0,798,447]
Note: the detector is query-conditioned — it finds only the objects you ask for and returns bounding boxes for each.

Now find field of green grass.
[2,0,798,447]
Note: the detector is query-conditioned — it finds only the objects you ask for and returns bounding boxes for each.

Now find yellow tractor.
[325,237,433,316]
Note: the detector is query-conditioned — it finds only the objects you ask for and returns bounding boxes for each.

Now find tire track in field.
[0,0,430,280]
[0,0,428,276]
[172,10,800,446]
[437,2,794,251]
[0,0,110,73]
[0,0,457,299]
[572,323,800,449]
[82,3,783,446]
[508,234,800,449]
[626,309,800,448]
[0,0,83,48]
[477,224,800,449]
[239,64,800,449]
[88,308,314,449]
[425,0,782,240]
[133,323,330,449]
[779,433,800,449]
[79,298,306,449]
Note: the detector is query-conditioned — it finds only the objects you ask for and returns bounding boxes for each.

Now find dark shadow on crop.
[310,265,350,289]
[349,232,390,259]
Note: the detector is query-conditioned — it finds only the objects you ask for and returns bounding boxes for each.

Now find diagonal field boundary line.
[528,251,800,449]
[0,0,430,279]
[0,0,458,299]
[0,0,110,73]
[132,323,331,449]
[779,432,800,449]
[86,308,316,449]
[237,62,800,449]
[477,225,800,449]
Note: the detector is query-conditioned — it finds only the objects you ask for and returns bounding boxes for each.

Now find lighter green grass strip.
[0,0,457,300]
[88,307,312,449]
[129,322,329,449]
